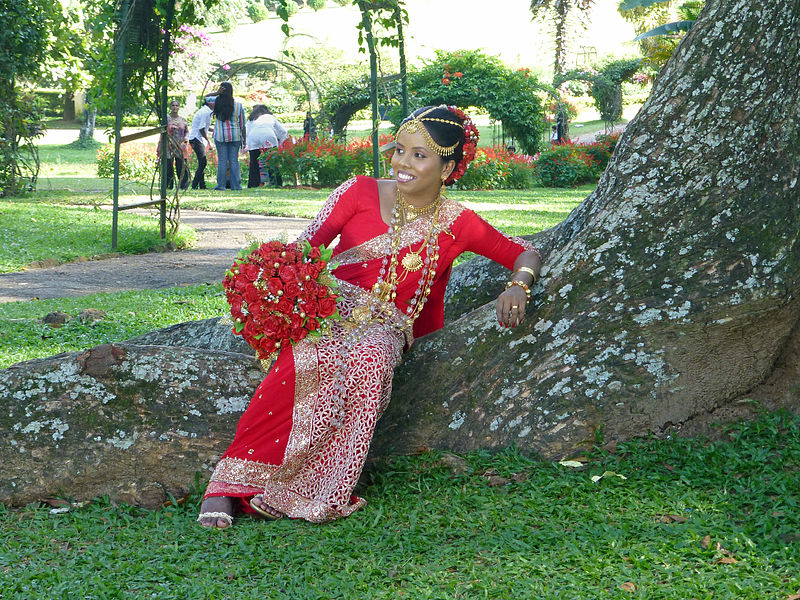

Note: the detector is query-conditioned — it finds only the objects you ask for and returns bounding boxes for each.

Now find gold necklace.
[397,191,441,224]
[396,191,442,272]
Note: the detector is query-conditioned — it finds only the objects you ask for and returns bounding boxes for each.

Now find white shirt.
[245,114,288,151]
[188,105,213,142]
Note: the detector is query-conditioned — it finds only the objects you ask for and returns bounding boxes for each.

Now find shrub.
[96,143,157,182]
[457,146,536,190]
[534,144,598,187]
[260,135,392,188]
[247,2,269,22]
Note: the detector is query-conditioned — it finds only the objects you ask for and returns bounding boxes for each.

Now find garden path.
[0,210,310,304]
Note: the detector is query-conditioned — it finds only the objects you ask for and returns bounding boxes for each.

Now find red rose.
[284,281,302,298]
[302,280,319,297]
[305,317,320,332]
[243,285,262,306]
[277,298,293,314]
[289,313,304,329]
[279,264,297,282]
[301,299,320,316]
[241,263,260,280]
[266,277,283,294]
[318,296,337,318]
[317,285,330,298]
[242,319,260,340]
[307,246,322,260]
[291,327,307,343]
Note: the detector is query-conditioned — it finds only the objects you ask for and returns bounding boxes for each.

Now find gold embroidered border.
[209,457,279,489]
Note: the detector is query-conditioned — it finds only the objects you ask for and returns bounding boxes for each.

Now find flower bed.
[96,143,158,182]
[533,132,622,187]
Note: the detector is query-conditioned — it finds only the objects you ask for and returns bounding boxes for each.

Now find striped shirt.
[213,100,246,143]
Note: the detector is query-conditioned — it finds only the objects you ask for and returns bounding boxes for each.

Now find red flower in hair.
[442,105,480,185]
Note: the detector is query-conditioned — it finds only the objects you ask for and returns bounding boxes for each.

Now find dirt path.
[0,210,310,304]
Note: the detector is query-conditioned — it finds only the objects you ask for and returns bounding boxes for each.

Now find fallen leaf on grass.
[771,510,785,517]
[658,514,688,524]
[715,557,738,564]
[715,541,734,556]
[784,593,800,600]
[481,469,511,486]
[700,535,711,549]
[591,470,628,483]
[558,460,585,468]
[620,582,637,593]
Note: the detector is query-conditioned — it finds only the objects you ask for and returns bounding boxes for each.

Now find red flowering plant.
[223,239,340,359]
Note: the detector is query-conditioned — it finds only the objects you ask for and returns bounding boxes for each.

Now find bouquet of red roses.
[223,239,340,359]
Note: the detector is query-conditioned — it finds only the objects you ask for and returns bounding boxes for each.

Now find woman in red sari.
[198,106,542,528]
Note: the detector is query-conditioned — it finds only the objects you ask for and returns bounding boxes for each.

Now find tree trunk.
[372,0,800,458]
[1,0,799,508]
[78,106,97,145]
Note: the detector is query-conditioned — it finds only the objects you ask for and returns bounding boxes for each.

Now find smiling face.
[391,129,455,203]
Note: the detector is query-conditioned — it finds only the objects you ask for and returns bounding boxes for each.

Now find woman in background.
[245,104,288,188]
[212,82,246,191]
[165,99,189,190]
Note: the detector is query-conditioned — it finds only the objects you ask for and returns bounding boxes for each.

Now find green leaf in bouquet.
[233,320,245,333]
[320,246,334,262]
[252,333,263,340]
[302,239,312,256]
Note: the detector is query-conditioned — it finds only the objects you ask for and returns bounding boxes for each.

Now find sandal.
[249,495,284,520]
[197,511,233,529]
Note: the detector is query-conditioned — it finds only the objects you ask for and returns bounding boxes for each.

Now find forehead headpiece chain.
[397,106,464,157]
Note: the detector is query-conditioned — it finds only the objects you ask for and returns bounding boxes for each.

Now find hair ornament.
[397,106,462,157]
[443,105,479,185]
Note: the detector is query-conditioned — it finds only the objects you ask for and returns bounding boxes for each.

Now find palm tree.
[530,0,596,77]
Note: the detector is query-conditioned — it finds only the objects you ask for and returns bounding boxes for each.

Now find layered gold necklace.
[396,191,441,272]
[370,189,443,329]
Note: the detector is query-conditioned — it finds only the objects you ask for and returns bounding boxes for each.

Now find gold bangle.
[505,279,531,300]
[515,266,537,283]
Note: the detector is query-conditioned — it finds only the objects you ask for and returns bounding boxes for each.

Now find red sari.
[204,176,535,522]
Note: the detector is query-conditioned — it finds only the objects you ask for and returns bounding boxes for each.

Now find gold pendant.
[401,251,423,272]
[372,281,394,302]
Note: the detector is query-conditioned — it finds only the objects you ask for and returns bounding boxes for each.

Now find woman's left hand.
[496,286,528,328]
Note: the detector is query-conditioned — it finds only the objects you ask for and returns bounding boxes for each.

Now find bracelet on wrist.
[505,279,531,300]
[515,266,537,283]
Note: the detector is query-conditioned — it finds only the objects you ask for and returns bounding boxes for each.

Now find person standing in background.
[188,96,215,190]
[165,99,189,190]
[212,82,246,191]
[245,105,288,188]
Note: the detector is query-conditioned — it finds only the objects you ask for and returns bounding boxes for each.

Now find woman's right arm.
[295,177,361,248]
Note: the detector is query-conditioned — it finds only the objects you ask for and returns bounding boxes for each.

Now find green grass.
[37,143,151,194]
[0,200,197,273]
[0,284,226,368]
[1,411,797,599]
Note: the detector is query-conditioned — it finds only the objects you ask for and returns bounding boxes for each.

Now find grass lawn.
[1,411,797,599]
[0,199,197,273]
[0,284,225,368]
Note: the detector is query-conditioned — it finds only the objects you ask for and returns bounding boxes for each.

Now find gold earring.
[440,179,447,199]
